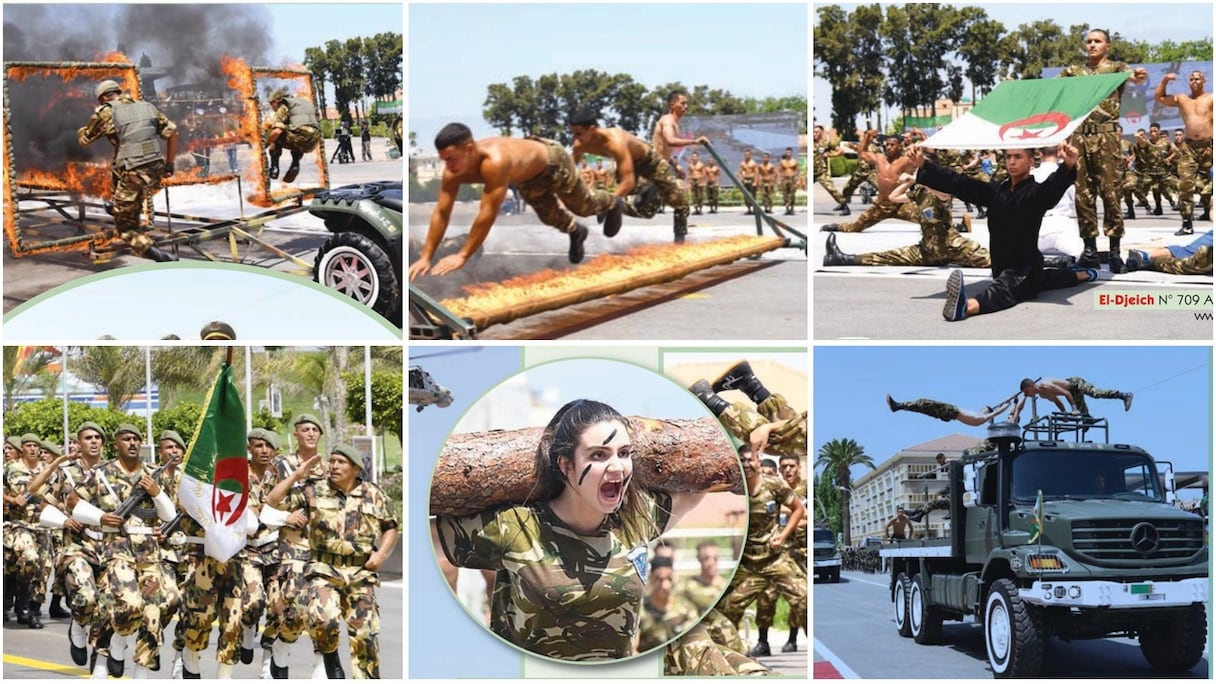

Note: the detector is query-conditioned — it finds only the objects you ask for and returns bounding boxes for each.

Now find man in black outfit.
[907,144,1095,321]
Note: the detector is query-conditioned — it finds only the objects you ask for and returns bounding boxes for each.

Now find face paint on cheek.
[578,464,593,487]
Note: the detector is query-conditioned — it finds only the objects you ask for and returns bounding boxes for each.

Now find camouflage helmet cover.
[95,79,122,100]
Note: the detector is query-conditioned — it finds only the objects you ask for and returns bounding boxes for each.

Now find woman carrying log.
[432,399,708,661]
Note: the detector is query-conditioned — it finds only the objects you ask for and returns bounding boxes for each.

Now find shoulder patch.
[627,544,649,584]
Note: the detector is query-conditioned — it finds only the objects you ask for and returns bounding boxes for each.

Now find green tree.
[815,438,875,546]
[73,346,146,411]
[150,347,216,407]
[956,9,1006,102]
[815,4,865,133]
[813,468,841,533]
[2,399,129,457]
[303,46,331,119]
[3,346,56,412]
[151,403,203,448]
[364,32,403,107]
[344,368,402,439]
[1147,39,1213,63]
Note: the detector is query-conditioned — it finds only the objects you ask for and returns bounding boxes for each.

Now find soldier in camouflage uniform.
[434,399,707,661]
[264,444,398,678]
[258,419,324,678]
[77,80,178,262]
[70,424,176,679]
[687,152,707,215]
[28,422,107,670]
[1126,230,1213,275]
[4,433,51,629]
[674,540,726,614]
[739,148,762,215]
[409,123,622,278]
[704,158,721,214]
[1059,30,1149,271]
[264,89,323,183]
[824,177,990,268]
[716,444,806,656]
[822,131,923,233]
[637,555,699,653]
[1135,126,1176,215]
[757,153,778,214]
[153,430,185,663]
[1121,129,1150,218]
[887,394,1015,426]
[689,361,807,458]
[664,608,771,675]
[652,91,708,242]
[840,138,880,206]
[780,147,800,215]
[1014,377,1132,419]
[812,125,848,212]
[751,453,808,653]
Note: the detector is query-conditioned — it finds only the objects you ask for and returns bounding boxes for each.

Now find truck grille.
[1071,518,1205,564]
[814,548,837,561]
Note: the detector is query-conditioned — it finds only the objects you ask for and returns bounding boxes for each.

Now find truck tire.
[985,578,1044,678]
[314,231,401,324]
[830,567,841,583]
[1139,603,1207,673]
[910,573,943,645]
[894,572,912,637]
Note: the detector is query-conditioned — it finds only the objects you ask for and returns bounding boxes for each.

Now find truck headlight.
[1028,554,1064,570]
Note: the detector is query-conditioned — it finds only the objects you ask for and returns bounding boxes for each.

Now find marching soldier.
[70,424,177,679]
[264,444,399,678]
[77,79,179,262]
[4,433,51,629]
[154,429,186,668]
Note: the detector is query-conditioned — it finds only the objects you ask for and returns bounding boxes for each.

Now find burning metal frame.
[2,57,328,270]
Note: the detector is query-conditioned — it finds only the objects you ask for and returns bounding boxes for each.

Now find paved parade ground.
[811,183,1213,340]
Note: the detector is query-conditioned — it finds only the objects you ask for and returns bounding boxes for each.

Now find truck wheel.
[894,572,912,637]
[831,568,841,583]
[314,231,401,324]
[985,578,1044,678]
[910,573,943,645]
[1139,603,1207,672]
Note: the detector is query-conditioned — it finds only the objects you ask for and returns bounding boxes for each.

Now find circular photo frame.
[427,357,747,663]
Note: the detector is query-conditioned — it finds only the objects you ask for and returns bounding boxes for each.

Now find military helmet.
[95,79,122,100]
[200,320,236,341]
[268,88,289,104]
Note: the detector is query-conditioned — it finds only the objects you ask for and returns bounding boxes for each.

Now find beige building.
[848,434,981,543]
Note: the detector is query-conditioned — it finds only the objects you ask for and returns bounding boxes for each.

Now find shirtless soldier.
[821,129,921,232]
[705,158,722,214]
[687,152,707,215]
[737,149,760,215]
[758,153,778,214]
[653,91,709,242]
[408,123,623,279]
[1011,377,1132,420]
[780,147,800,215]
[1155,71,1213,235]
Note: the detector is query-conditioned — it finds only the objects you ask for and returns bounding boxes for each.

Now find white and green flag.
[922,73,1131,150]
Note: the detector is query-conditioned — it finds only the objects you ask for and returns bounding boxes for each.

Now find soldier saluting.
[78,79,178,262]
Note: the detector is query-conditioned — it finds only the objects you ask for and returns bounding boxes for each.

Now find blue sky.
[267,3,401,65]
[812,2,1214,129]
[813,346,1213,490]
[409,2,808,149]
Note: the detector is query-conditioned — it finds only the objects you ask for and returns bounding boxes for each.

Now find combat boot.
[282,161,301,184]
[69,619,89,666]
[597,197,625,237]
[674,209,689,244]
[49,593,70,619]
[14,591,29,625]
[886,394,905,413]
[976,206,987,219]
[182,648,203,679]
[1200,209,1211,221]
[26,602,43,629]
[1123,197,1136,219]
[823,233,860,266]
[107,631,128,677]
[271,639,291,679]
[748,641,772,657]
[241,626,258,664]
[322,651,346,679]
[781,640,798,653]
[567,223,589,264]
[821,223,842,232]
[689,380,730,417]
[268,161,280,180]
[1107,238,1126,274]
[1121,393,1134,411]
[835,203,851,216]
[711,360,772,404]
[1152,202,1163,216]
[1176,219,1194,236]
[1079,238,1101,268]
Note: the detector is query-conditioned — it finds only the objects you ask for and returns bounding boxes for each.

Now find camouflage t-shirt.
[637,594,699,653]
[74,460,164,564]
[1059,60,1132,124]
[742,475,797,566]
[293,477,399,564]
[675,574,726,614]
[436,492,674,661]
[3,460,44,524]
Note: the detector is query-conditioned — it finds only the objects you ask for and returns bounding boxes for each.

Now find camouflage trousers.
[860,231,990,267]
[839,199,921,233]
[897,398,960,422]
[111,159,166,234]
[1071,129,1124,238]
[1066,376,1125,416]
[1151,244,1213,275]
[176,555,265,666]
[717,553,807,634]
[691,180,705,212]
[5,524,51,603]
[1122,170,1149,205]
[158,558,181,630]
[269,124,322,154]
[741,180,759,212]
[759,182,775,212]
[620,146,690,236]
[841,166,876,202]
[754,541,807,632]
[61,553,102,628]
[105,557,167,669]
[1138,171,1173,205]
[706,182,719,211]
[664,609,770,676]
[1177,138,1214,219]
[782,177,798,212]
[518,138,615,234]
[308,564,381,679]
[815,169,846,205]
[262,558,309,646]
[718,393,807,456]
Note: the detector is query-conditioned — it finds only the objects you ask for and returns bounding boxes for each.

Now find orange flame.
[17,162,112,198]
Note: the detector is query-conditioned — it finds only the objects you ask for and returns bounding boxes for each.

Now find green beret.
[114,423,142,440]
[20,433,41,445]
[76,422,106,439]
[158,430,186,450]
[330,443,363,470]
[260,431,282,451]
[5,436,21,450]
[293,414,323,434]
[247,427,266,443]
[40,440,62,457]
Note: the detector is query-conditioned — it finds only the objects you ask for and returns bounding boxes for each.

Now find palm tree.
[151,347,218,407]
[815,438,875,546]
[3,346,55,411]
[73,346,146,411]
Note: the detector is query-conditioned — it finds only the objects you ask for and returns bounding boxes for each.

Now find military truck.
[813,527,842,582]
[881,415,1208,678]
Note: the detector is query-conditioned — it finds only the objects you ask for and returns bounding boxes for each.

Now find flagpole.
[144,347,154,449]
[61,347,69,451]
[244,345,252,432]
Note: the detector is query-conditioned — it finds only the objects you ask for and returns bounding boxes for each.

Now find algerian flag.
[178,363,249,562]
[1028,489,1044,544]
[921,73,1131,150]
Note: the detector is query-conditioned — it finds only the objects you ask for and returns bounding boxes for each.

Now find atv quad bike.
[310,181,403,327]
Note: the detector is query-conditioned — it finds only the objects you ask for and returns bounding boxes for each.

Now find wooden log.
[429,416,742,517]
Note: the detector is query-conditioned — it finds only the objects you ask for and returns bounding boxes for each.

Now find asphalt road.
[2,580,402,679]
[813,570,1209,678]
[811,181,1214,340]
[3,138,402,314]
[408,202,808,340]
